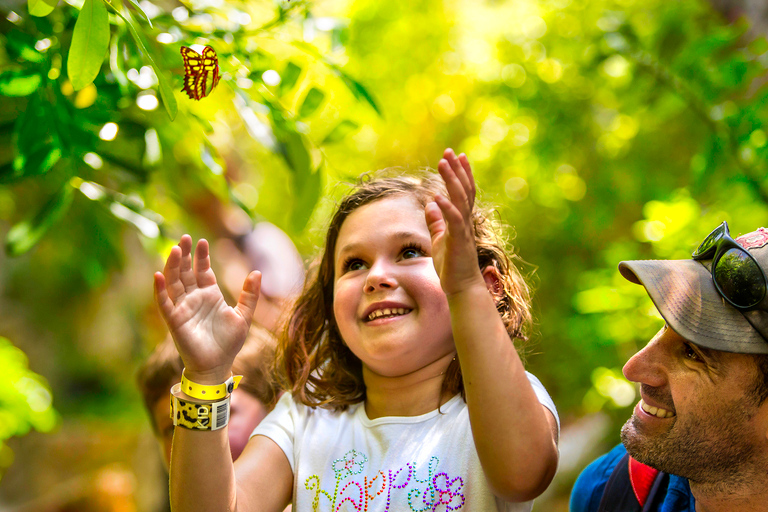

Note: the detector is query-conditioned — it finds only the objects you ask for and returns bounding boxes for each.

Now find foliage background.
[1,0,768,510]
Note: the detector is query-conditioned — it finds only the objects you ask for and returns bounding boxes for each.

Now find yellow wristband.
[170,383,230,431]
[180,368,243,400]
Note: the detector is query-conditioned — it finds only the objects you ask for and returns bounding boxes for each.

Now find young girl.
[154,148,559,512]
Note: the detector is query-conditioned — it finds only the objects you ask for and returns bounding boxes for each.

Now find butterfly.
[180,45,221,100]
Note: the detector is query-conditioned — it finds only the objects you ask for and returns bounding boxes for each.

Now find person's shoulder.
[570,443,627,512]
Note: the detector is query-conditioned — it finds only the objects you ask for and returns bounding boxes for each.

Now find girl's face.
[333,195,455,377]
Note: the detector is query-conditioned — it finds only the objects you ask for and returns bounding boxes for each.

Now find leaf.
[5,185,73,256]
[298,87,325,118]
[0,71,42,96]
[279,62,302,95]
[12,145,62,179]
[68,0,111,91]
[321,119,358,144]
[124,0,153,28]
[337,72,381,116]
[28,0,58,17]
[112,5,177,120]
[8,93,61,181]
[5,30,45,63]
[291,41,381,116]
[289,165,322,233]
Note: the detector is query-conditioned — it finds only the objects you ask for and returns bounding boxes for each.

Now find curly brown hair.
[276,169,533,410]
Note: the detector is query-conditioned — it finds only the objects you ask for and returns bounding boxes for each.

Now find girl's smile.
[333,195,455,377]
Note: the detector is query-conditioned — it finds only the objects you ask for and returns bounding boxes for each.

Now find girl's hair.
[276,169,533,410]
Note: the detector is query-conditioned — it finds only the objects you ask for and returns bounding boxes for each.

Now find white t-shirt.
[252,372,558,512]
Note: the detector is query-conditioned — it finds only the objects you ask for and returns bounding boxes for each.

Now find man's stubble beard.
[620,399,761,488]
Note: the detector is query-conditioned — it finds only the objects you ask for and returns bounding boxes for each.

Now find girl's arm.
[425,149,559,502]
[154,235,292,512]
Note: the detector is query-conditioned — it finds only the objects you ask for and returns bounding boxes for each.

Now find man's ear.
[481,265,502,299]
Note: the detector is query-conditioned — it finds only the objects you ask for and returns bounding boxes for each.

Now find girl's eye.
[401,243,426,259]
[343,259,366,272]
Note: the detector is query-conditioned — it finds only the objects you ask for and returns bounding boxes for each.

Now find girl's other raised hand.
[153,235,262,384]
[425,148,484,296]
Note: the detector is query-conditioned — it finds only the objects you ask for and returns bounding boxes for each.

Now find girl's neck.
[362,351,457,419]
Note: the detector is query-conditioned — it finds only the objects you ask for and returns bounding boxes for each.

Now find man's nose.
[622,328,668,387]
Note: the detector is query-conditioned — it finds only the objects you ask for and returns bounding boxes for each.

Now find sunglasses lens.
[713,248,766,308]
[694,224,726,257]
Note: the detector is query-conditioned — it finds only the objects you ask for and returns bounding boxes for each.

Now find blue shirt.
[570,444,696,512]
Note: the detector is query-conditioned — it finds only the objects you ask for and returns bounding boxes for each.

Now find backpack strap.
[597,453,668,512]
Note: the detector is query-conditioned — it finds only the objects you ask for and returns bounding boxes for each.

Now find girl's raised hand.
[425,148,484,296]
[153,235,261,383]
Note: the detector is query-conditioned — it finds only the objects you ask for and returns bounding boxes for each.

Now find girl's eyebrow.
[336,231,425,258]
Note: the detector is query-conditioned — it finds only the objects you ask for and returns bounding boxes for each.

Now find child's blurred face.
[333,195,455,377]
[153,389,269,470]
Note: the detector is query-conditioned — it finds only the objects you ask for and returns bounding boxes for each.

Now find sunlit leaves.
[298,87,325,117]
[279,62,302,95]
[5,185,73,256]
[0,71,42,97]
[68,0,110,91]
[322,120,358,144]
[0,336,58,454]
[5,31,45,63]
[27,0,58,17]
[125,0,154,28]
[111,6,178,120]
[6,93,61,182]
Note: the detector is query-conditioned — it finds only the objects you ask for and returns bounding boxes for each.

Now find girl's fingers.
[444,149,475,209]
[434,193,466,232]
[457,153,476,209]
[154,272,174,319]
[438,158,470,218]
[425,201,446,242]
[178,235,198,291]
[235,271,262,321]
[194,239,216,287]
[163,245,186,302]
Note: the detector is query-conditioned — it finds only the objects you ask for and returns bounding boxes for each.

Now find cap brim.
[619,259,768,354]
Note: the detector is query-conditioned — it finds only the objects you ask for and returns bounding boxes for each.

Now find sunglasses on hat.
[692,221,767,310]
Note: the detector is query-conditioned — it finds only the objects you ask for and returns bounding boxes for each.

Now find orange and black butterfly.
[180,45,220,100]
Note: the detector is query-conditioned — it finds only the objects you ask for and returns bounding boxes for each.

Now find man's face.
[620,325,768,484]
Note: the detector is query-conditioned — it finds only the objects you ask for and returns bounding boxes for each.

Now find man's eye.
[683,343,700,361]
[402,248,421,259]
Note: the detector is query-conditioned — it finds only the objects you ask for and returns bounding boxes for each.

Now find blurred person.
[137,326,281,467]
[215,221,306,334]
[571,222,768,512]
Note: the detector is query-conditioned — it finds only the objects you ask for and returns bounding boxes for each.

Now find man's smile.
[638,398,676,419]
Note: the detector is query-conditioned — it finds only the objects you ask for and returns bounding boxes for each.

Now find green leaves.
[0,336,58,454]
[6,93,61,182]
[111,5,177,120]
[298,87,325,118]
[27,0,58,17]
[5,185,73,256]
[279,62,302,95]
[67,0,110,91]
[322,120,358,144]
[0,71,42,97]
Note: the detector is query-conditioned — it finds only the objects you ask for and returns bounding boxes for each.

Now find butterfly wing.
[200,46,221,97]
[180,46,203,100]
